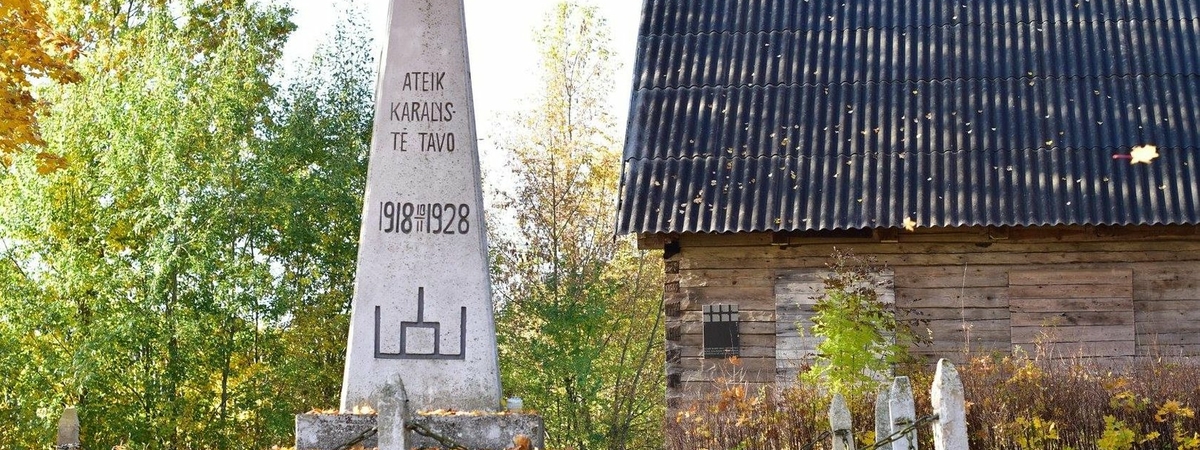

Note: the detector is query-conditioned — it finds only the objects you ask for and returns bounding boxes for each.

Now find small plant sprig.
[802,250,916,398]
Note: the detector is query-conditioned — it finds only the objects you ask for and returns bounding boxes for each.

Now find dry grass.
[666,354,1200,450]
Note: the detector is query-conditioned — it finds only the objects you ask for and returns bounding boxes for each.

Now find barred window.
[703,304,740,358]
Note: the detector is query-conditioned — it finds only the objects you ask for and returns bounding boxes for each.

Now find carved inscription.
[374,287,467,360]
[380,70,471,237]
[379,202,470,235]
[388,71,458,153]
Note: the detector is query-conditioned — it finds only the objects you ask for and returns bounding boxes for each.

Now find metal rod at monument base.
[339,0,502,415]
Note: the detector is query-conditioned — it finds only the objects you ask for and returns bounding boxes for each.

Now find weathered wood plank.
[777,337,824,352]
[917,341,1010,354]
[776,348,819,361]
[894,265,1009,288]
[681,310,775,323]
[673,226,1200,249]
[1136,320,1200,334]
[680,333,775,348]
[1012,340,1136,358]
[1135,287,1200,301]
[898,287,1009,309]
[827,240,1198,255]
[733,346,777,358]
[681,296,778,312]
[678,359,778,375]
[1133,344,1200,357]
[1012,325,1135,344]
[1009,269,1134,286]
[682,247,1200,270]
[900,307,1010,321]
[682,286,774,304]
[1011,297,1133,313]
[1009,283,1134,300]
[684,240,1200,261]
[1137,333,1200,346]
[1010,311,1135,328]
[1136,309,1200,322]
[680,268,776,288]
[681,322,777,335]
[924,319,1012,333]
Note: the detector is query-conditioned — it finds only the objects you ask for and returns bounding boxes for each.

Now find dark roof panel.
[634,20,1200,90]
[620,149,1200,233]
[641,0,1200,36]
[619,0,1200,234]
[627,77,1200,160]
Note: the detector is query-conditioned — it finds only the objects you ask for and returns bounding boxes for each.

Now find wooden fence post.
[931,359,969,450]
[889,376,917,450]
[829,393,856,450]
[874,388,890,446]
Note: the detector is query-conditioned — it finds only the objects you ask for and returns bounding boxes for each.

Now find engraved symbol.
[374,287,467,360]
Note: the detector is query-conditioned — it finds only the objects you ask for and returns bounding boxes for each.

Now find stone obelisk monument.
[340,0,501,413]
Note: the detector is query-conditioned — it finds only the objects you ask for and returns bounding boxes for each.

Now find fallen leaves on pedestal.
[417,409,534,417]
[507,434,532,450]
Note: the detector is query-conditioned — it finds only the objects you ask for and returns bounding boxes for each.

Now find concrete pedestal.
[296,414,378,449]
[296,413,544,450]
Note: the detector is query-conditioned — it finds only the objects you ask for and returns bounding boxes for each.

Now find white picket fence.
[826,359,968,450]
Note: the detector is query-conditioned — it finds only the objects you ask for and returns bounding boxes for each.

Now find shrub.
[802,250,919,398]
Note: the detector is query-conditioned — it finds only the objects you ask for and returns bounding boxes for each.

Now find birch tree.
[491,3,665,449]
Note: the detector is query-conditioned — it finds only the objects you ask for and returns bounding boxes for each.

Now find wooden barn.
[615,0,1200,404]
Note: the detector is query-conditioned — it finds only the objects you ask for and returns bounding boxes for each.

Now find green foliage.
[0,1,373,448]
[489,2,664,449]
[802,250,911,397]
[1009,416,1064,450]
[1097,416,1137,450]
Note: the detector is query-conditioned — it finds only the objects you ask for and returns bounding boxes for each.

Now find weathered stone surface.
[56,407,80,449]
[873,389,890,446]
[410,414,545,450]
[295,414,378,450]
[294,413,545,450]
[340,0,501,414]
[931,359,968,450]
[828,394,855,450]
[888,376,917,450]
[377,376,410,450]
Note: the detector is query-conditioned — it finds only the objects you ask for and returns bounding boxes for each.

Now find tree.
[254,7,374,422]
[0,1,374,447]
[490,3,665,449]
[0,0,80,171]
[0,2,292,446]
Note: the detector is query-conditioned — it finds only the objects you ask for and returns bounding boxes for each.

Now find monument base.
[295,412,545,450]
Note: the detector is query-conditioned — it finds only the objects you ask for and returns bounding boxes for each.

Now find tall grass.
[666,354,1200,450]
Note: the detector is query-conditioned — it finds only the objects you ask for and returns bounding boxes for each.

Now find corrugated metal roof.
[617,0,1200,234]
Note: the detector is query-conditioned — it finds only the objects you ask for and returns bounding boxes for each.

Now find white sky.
[280,0,642,177]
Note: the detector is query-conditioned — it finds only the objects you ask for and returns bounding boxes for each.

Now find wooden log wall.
[657,225,1200,401]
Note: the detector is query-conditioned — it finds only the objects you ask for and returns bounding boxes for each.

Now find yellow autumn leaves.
[1,0,80,172]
